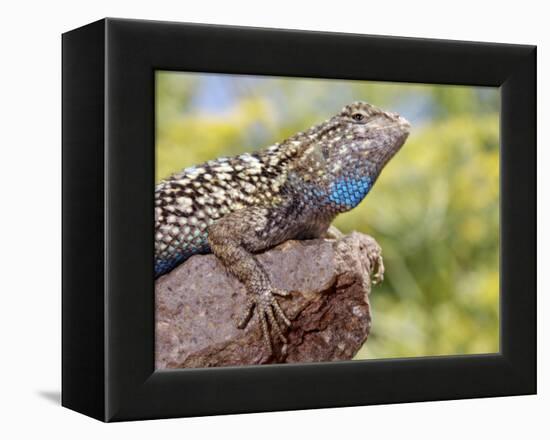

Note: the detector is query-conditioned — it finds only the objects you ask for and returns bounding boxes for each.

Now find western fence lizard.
[155,102,410,351]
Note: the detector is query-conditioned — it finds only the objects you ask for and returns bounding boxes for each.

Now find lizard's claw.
[237,288,292,352]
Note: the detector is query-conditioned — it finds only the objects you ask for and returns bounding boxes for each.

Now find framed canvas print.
[62,18,536,421]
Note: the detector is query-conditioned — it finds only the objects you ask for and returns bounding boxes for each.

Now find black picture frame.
[62,18,536,422]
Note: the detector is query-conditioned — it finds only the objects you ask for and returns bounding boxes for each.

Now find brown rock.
[155,232,384,368]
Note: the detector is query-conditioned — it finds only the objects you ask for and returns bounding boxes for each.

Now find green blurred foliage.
[156,71,500,360]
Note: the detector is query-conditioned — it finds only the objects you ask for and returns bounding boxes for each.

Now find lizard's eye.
[352,112,365,122]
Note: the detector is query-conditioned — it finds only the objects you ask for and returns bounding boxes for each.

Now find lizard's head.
[281,101,409,211]
[327,101,410,170]
[307,101,410,211]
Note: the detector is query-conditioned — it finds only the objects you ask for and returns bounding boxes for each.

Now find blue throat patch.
[328,176,372,209]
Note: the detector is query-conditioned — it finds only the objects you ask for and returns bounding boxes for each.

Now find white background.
[0,0,546,438]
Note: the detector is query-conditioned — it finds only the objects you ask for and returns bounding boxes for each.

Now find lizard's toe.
[237,297,255,329]
[257,308,273,352]
[271,297,291,327]
[272,287,291,297]
[265,306,287,344]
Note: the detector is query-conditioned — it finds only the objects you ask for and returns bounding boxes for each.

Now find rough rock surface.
[155,232,383,369]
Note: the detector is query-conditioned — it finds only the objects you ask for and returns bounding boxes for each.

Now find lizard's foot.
[237,287,291,352]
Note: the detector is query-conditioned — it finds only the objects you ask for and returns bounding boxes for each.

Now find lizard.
[155,101,410,352]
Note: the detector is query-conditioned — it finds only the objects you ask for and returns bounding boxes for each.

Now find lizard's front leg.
[207,207,292,352]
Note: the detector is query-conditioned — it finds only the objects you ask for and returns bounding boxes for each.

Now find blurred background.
[156,71,500,360]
